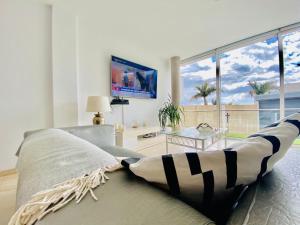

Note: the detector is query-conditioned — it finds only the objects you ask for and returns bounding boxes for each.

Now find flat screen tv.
[111,56,157,99]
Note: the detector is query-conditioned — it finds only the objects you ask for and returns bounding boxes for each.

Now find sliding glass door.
[282,30,300,116]
[180,23,300,145]
[282,29,300,143]
[220,37,280,138]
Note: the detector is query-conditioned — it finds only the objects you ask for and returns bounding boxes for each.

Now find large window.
[220,37,280,134]
[283,30,300,116]
[181,57,217,127]
[180,23,300,144]
[181,57,216,106]
[220,37,280,105]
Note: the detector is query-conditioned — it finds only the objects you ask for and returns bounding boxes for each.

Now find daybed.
[15,125,300,225]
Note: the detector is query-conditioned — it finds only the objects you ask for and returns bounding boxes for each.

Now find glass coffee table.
[165,127,227,153]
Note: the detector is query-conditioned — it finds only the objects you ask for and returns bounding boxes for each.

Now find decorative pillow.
[121,113,300,223]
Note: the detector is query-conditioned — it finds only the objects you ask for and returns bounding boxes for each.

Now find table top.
[165,127,227,140]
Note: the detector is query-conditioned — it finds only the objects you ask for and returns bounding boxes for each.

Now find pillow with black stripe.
[121,113,300,223]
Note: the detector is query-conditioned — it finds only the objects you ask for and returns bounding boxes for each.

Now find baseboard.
[0,168,17,177]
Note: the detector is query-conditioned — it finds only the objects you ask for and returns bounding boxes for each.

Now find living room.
[1,0,300,225]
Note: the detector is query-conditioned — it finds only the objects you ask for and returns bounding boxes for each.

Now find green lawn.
[227,133,300,145]
[294,139,300,145]
[226,133,248,139]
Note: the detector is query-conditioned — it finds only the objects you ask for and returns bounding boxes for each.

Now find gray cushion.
[62,125,116,147]
[16,125,116,156]
[101,145,144,158]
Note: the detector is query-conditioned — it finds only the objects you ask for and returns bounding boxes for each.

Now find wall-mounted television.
[111,56,157,99]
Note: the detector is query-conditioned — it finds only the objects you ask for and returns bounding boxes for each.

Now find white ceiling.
[38,0,300,60]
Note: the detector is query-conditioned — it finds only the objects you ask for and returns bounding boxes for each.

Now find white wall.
[0,0,53,170]
[0,2,171,170]
[51,5,171,127]
[52,6,79,127]
[76,17,171,127]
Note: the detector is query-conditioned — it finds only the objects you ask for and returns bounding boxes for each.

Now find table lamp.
[86,96,111,125]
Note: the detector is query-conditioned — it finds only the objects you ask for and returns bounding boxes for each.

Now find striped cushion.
[121,112,300,222]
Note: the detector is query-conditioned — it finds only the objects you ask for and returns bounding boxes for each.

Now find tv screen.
[111,56,157,99]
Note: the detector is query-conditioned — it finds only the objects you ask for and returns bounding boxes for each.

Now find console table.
[116,126,163,151]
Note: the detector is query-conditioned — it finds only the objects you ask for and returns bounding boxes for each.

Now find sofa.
[15,125,300,225]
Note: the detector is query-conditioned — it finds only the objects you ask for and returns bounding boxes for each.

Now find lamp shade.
[86,96,111,113]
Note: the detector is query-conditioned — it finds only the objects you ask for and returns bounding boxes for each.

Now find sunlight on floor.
[0,173,18,225]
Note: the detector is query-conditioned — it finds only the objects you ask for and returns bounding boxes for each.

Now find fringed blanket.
[9,164,122,225]
[9,113,300,225]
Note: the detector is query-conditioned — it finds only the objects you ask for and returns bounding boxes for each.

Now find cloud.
[181,63,210,73]
[221,92,251,104]
[284,31,300,44]
[181,57,216,81]
[291,62,300,67]
[183,76,216,85]
[231,63,251,73]
[246,46,278,61]
[247,71,279,81]
[222,81,248,91]
[285,72,300,83]
[241,38,278,62]
[266,64,279,73]
[251,51,278,61]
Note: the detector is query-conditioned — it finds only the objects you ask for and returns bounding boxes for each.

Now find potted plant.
[158,97,183,131]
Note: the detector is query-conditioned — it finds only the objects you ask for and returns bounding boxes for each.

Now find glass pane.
[181,57,216,106]
[283,30,300,143]
[180,57,218,128]
[220,37,280,137]
[283,30,300,116]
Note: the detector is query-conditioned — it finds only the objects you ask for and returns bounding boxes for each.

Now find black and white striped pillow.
[121,113,300,222]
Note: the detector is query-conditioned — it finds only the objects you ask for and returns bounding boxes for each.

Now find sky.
[180,31,300,106]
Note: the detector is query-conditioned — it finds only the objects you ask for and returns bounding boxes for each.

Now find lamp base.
[93,112,104,125]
